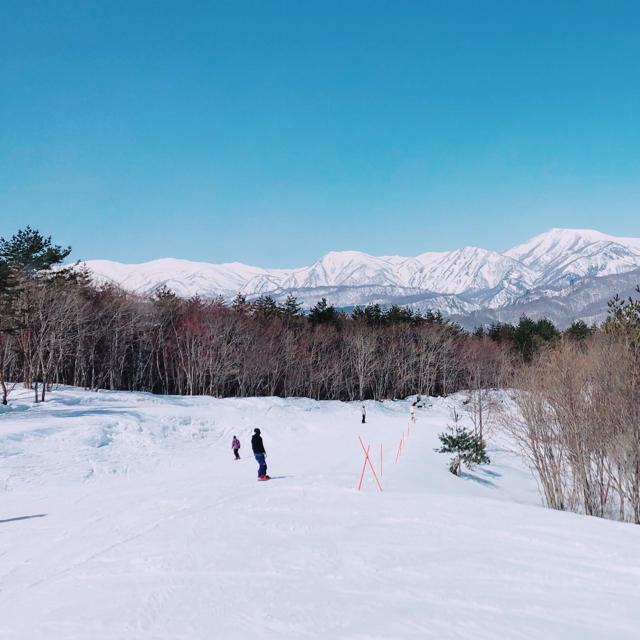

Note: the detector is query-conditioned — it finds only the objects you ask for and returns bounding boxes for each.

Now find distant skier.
[410,401,417,423]
[361,404,366,424]
[251,428,269,480]
[232,435,241,460]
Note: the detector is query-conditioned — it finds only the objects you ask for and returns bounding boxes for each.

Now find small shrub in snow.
[436,410,490,476]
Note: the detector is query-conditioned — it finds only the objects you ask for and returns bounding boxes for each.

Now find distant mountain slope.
[80,228,640,328]
[451,267,640,330]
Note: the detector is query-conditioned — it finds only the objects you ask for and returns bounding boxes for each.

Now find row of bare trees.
[0,272,509,403]
[504,293,640,523]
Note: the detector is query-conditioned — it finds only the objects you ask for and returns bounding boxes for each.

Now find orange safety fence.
[357,436,383,492]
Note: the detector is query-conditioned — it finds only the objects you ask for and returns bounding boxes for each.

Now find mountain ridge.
[78,228,640,328]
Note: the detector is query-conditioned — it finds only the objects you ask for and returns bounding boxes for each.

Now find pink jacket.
[232,437,240,449]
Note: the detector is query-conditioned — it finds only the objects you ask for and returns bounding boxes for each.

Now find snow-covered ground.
[1,387,639,639]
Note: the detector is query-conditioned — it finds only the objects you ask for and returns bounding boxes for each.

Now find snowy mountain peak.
[78,228,640,322]
[505,228,640,285]
[506,227,637,259]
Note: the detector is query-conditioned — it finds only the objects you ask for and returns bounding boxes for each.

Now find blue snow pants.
[254,452,267,477]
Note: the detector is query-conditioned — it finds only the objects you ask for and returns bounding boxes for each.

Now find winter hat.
[254,428,261,434]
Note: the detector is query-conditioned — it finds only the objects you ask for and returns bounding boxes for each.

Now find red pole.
[358,436,383,491]
[395,438,402,463]
[358,443,370,491]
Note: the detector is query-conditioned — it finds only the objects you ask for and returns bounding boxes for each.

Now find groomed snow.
[1,388,639,639]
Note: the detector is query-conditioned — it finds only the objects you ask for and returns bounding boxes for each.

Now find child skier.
[251,428,269,480]
[232,435,241,460]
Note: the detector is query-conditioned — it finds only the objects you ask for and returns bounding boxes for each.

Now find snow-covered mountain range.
[80,228,640,328]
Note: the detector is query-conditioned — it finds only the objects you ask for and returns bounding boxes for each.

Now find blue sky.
[1,1,639,267]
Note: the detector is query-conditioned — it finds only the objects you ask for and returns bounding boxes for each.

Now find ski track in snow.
[1,387,639,639]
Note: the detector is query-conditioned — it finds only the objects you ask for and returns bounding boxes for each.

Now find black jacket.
[251,433,265,454]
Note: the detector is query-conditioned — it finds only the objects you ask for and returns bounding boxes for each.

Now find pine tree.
[564,320,592,340]
[435,410,490,476]
[364,303,384,327]
[231,292,250,314]
[385,304,414,326]
[0,226,71,278]
[308,297,340,327]
[252,295,280,319]
[280,294,302,318]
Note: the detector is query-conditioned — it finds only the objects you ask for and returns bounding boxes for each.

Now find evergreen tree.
[604,289,640,335]
[231,292,249,313]
[565,320,592,340]
[351,305,366,322]
[385,304,414,326]
[425,309,445,325]
[308,297,340,327]
[0,226,71,279]
[364,303,384,327]
[513,315,537,360]
[435,410,490,476]
[511,315,558,361]
[535,317,559,342]
[280,294,302,318]
[603,288,640,359]
[487,321,515,343]
[252,295,280,319]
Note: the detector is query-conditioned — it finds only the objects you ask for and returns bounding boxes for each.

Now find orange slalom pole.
[395,438,402,463]
[357,443,370,491]
[358,436,383,491]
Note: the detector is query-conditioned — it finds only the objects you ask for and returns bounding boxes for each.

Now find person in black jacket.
[251,428,269,480]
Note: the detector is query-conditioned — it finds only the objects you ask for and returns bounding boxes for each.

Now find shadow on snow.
[0,513,47,524]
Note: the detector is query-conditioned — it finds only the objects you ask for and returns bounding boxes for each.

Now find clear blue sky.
[1,1,639,266]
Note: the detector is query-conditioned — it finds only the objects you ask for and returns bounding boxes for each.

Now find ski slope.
[1,387,639,639]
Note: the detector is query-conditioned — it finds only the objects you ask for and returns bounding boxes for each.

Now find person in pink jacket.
[232,435,241,460]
